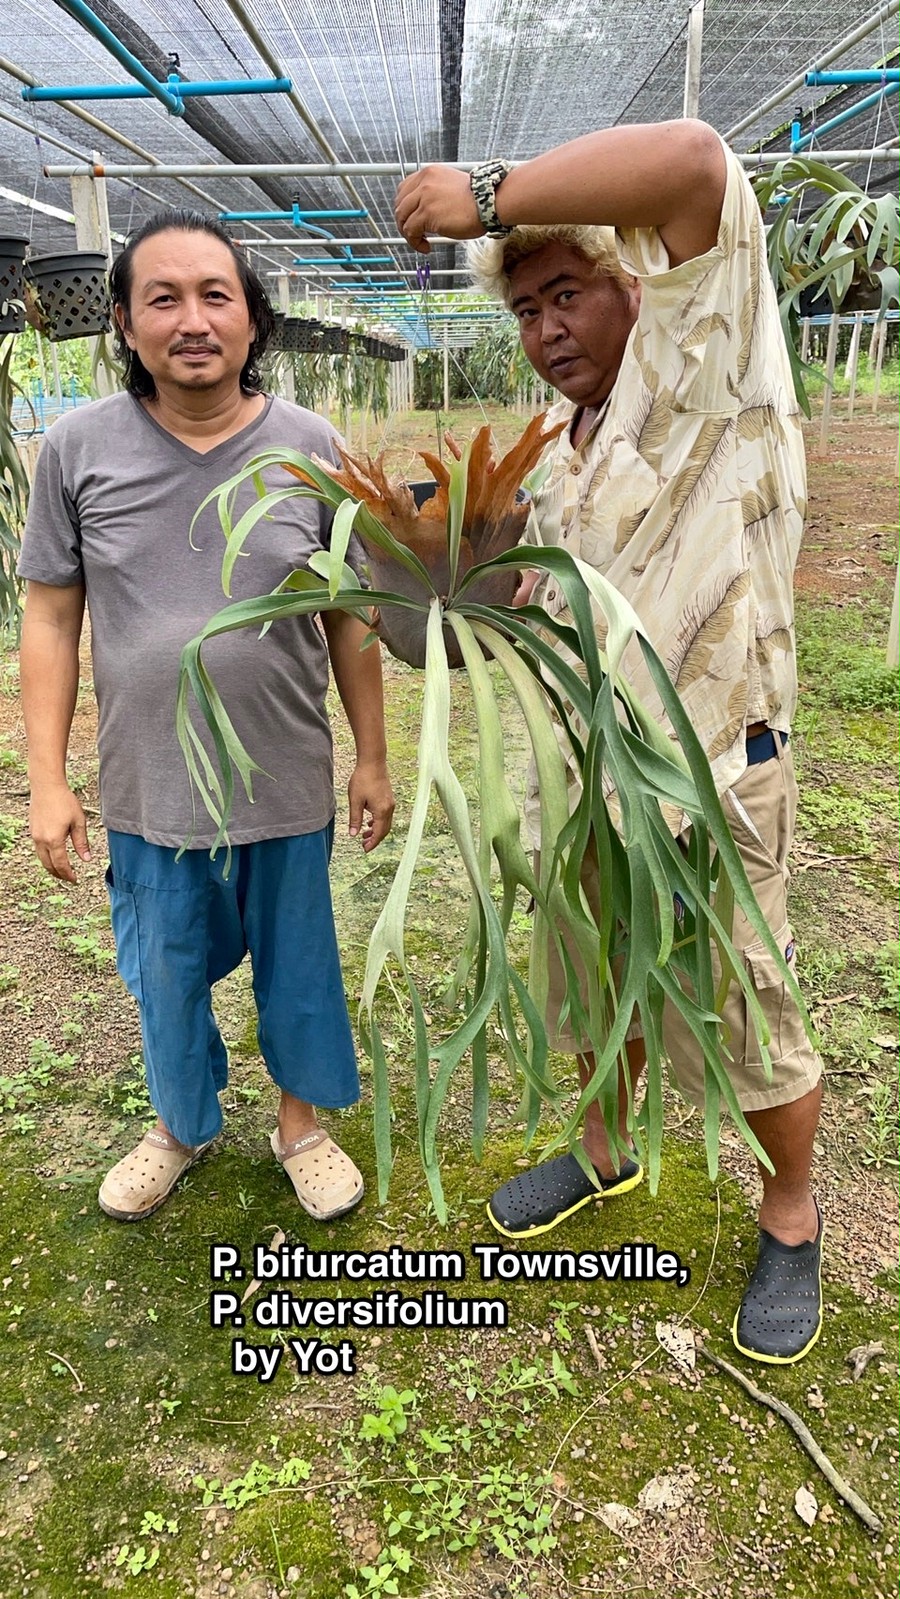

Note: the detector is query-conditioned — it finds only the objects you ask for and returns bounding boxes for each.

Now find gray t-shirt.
[19,391,354,848]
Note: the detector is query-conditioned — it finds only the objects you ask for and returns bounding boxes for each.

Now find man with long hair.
[18,211,394,1223]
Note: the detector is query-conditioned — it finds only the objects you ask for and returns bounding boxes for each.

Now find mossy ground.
[0,407,896,1598]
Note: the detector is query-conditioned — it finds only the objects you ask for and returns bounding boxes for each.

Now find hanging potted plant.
[175,421,811,1221]
[0,238,29,336]
[750,156,899,412]
[23,252,111,343]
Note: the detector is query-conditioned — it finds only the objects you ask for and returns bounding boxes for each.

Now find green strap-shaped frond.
[177,465,808,1216]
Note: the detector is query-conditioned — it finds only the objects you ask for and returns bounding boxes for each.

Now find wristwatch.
[469,159,514,238]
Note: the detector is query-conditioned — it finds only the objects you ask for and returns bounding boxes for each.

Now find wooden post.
[818,313,839,452]
[800,317,811,364]
[846,311,863,421]
[276,275,295,404]
[888,564,899,669]
[868,316,880,359]
[70,158,116,397]
[871,318,887,413]
[682,0,704,119]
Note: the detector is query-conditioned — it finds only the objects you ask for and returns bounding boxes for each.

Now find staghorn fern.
[177,423,811,1223]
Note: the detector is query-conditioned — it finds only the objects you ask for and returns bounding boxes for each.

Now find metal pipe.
[294,256,395,266]
[53,0,184,114]
[0,102,195,216]
[44,151,900,178]
[806,69,900,84]
[725,0,900,139]
[792,82,900,150]
[45,161,471,177]
[23,76,292,103]
[738,146,899,162]
[294,268,480,278]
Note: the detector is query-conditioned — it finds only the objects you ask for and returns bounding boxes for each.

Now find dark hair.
[109,209,276,398]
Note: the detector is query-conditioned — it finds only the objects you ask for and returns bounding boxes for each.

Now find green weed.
[0,744,25,772]
[106,1057,152,1118]
[344,1544,413,1598]
[194,1456,311,1511]
[358,1383,418,1445]
[860,1078,899,1169]
[0,814,21,853]
[0,1038,75,1121]
[832,658,898,714]
[872,940,899,1010]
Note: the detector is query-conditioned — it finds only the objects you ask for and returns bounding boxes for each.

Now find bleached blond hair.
[467,225,632,308]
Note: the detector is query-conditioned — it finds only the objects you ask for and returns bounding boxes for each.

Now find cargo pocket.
[105,863,144,1004]
[742,924,807,1071]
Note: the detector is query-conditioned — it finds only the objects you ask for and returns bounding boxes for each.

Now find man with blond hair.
[396,121,823,1364]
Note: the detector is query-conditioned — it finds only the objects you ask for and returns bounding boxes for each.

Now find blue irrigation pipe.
[218,208,367,223]
[805,70,900,85]
[40,0,184,113]
[23,76,292,105]
[791,81,900,149]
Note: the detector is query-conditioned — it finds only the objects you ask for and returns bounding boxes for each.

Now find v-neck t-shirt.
[19,391,353,848]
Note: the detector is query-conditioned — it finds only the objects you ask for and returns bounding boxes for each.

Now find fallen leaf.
[806,1385,826,1411]
[655,1319,696,1370]
[845,1341,885,1381]
[597,1502,639,1533]
[240,1228,286,1307]
[638,1469,697,1516]
[869,1035,897,1051]
[794,1485,818,1526]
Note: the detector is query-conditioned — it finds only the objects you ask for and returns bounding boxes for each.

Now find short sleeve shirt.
[18,392,357,848]
[526,142,807,817]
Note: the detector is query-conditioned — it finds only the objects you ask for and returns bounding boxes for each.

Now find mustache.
[169,339,222,355]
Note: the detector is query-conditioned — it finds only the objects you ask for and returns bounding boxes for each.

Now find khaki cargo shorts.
[541,739,822,1113]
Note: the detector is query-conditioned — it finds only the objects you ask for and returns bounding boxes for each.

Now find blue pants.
[105,825,359,1147]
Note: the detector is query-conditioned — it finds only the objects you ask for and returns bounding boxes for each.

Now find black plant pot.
[0,238,29,335]
[24,252,111,342]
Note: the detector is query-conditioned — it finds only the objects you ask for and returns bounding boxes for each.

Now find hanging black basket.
[24,252,111,342]
[273,317,325,353]
[319,326,350,355]
[0,237,29,335]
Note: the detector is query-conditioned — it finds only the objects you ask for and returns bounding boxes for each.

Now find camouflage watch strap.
[469,159,514,238]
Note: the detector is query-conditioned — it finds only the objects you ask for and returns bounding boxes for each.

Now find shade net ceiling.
[1,0,898,344]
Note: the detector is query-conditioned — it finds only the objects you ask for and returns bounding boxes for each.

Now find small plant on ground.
[194,1455,311,1511]
[0,813,20,853]
[106,1055,152,1117]
[358,1383,419,1445]
[872,940,899,1011]
[0,1038,75,1126]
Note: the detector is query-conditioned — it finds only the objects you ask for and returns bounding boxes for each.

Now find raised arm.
[20,578,91,881]
[322,609,394,852]
[395,119,727,268]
